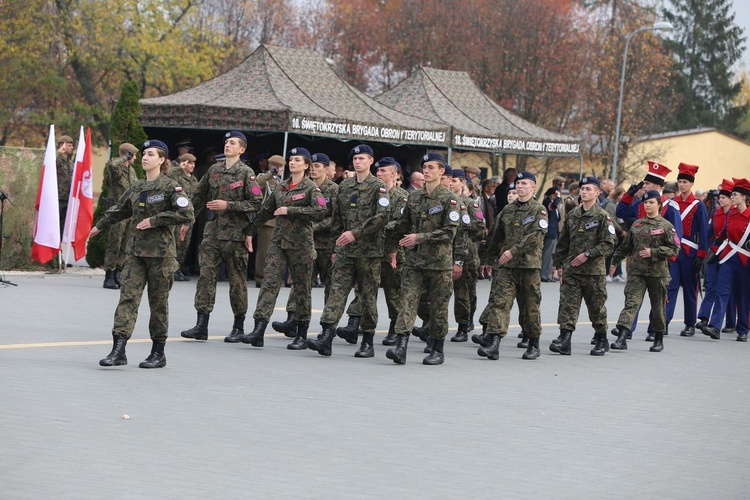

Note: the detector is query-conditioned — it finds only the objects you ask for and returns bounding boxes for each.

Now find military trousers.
[320,256,381,332]
[484,267,542,339]
[557,273,608,334]
[453,260,478,325]
[254,244,314,322]
[287,247,332,314]
[194,238,249,316]
[112,255,178,342]
[345,261,402,322]
[395,266,453,339]
[104,220,130,271]
[616,275,670,334]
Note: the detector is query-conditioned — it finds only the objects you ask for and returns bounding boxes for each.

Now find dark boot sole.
[477,348,499,360]
[99,359,127,367]
[386,349,406,364]
[139,359,166,368]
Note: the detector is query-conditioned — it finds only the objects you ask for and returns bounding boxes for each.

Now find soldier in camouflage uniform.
[610,190,680,352]
[180,131,263,342]
[166,153,199,282]
[237,147,326,349]
[449,169,485,342]
[477,171,548,361]
[253,154,284,287]
[338,157,409,346]
[92,140,194,369]
[550,177,617,356]
[306,144,390,358]
[385,152,460,365]
[102,143,139,289]
[55,134,75,268]
[273,153,339,338]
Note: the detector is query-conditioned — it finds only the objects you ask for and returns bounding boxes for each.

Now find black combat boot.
[695,318,708,334]
[173,269,188,282]
[224,315,245,343]
[522,337,540,359]
[450,323,470,342]
[139,340,166,368]
[307,324,335,356]
[649,332,664,352]
[611,326,629,350]
[382,319,398,346]
[680,325,696,337]
[477,334,501,360]
[517,335,529,349]
[386,334,409,365]
[99,335,128,366]
[272,312,298,338]
[103,269,119,289]
[355,331,375,358]
[239,319,267,347]
[288,321,308,350]
[590,336,597,345]
[722,326,736,334]
[549,331,567,352]
[555,330,572,355]
[702,324,721,340]
[645,331,655,342]
[590,333,609,356]
[423,336,434,353]
[336,316,361,344]
[411,320,430,342]
[181,312,209,340]
[423,338,445,365]
[471,323,490,347]
[737,333,748,342]
[114,267,123,286]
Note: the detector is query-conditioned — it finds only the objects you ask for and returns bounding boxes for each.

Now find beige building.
[625,128,750,191]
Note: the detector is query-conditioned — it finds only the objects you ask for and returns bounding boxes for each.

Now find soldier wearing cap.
[273,152,340,337]
[616,161,683,339]
[91,140,194,369]
[610,190,680,352]
[476,171,548,361]
[254,154,286,287]
[180,131,263,342]
[464,165,482,198]
[666,163,708,337]
[56,134,75,248]
[167,153,199,281]
[170,139,193,168]
[384,152,460,365]
[101,143,140,288]
[238,147,326,349]
[336,157,409,347]
[306,144,389,358]
[551,176,617,356]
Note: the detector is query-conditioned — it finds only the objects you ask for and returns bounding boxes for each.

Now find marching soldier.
[254,154,285,287]
[167,153,200,281]
[551,177,616,356]
[180,131,263,342]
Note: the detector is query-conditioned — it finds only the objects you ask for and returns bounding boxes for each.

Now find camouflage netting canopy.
[375,67,581,158]
[140,45,450,149]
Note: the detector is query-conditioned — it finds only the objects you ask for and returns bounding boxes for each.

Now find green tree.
[86,80,147,269]
[662,0,747,131]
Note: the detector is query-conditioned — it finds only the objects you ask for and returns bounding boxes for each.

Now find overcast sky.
[733,0,750,71]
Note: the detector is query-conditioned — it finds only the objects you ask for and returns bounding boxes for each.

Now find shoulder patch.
[540,210,547,216]
[379,187,387,193]
[250,176,256,181]
[174,186,183,192]
[450,199,457,205]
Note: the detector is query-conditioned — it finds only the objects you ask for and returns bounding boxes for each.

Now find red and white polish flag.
[31,125,61,264]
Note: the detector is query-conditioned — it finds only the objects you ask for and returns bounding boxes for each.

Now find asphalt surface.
[1,272,748,499]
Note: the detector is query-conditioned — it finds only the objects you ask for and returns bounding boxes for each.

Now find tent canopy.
[375,67,581,157]
[140,45,450,148]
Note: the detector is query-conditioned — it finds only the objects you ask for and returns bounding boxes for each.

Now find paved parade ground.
[1,272,749,499]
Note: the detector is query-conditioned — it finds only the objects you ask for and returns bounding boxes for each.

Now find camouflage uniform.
[553,203,617,334]
[611,215,680,334]
[319,175,389,333]
[453,195,486,325]
[388,185,460,339]
[56,152,74,239]
[253,172,280,285]
[95,175,194,341]
[287,178,339,313]
[191,160,263,316]
[482,198,547,338]
[247,177,326,322]
[345,185,409,322]
[166,164,199,266]
[103,157,138,271]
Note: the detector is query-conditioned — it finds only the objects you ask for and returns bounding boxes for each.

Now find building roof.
[375,67,581,157]
[140,45,450,147]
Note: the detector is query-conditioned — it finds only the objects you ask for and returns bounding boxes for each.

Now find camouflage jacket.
[56,152,74,201]
[166,165,199,202]
[311,179,339,249]
[330,174,389,258]
[553,203,617,275]
[388,185,460,271]
[96,175,194,258]
[485,198,548,269]
[456,194,485,265]
[192,159,263,241]
[104,157,139,204]
[611,215,679,277]
[246,176,326,253]
[381,185,409,263]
